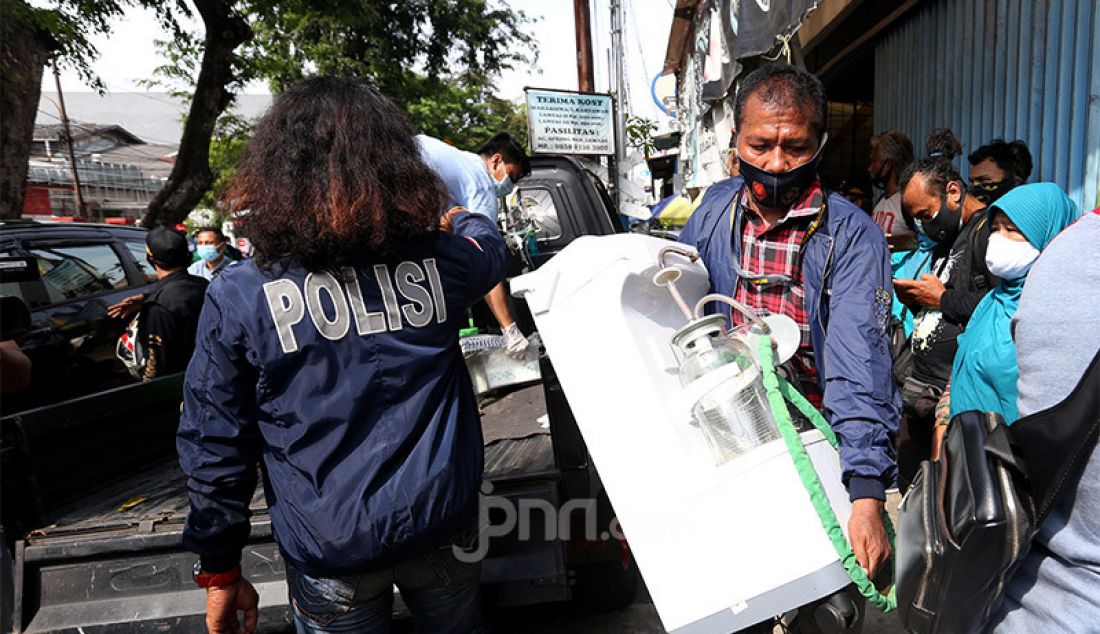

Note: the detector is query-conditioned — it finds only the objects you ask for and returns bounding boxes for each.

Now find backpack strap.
[969,215,993,291]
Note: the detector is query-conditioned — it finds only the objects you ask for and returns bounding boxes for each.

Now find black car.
[0,220,160,414]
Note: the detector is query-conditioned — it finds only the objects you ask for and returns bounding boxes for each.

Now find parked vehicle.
[0,221,183,632]
[2,157,642,632]
[0,221,161,414]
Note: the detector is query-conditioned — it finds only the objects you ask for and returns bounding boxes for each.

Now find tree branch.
[0,0,57,219]
[143,0,250,227]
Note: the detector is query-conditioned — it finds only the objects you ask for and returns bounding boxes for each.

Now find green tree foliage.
[626,114,657,156]
[9,0,182,91]
[196,113,253,212]
[0,0,181,217]
[238,0,535,98]
[150,0,536,196]
[404,74,528,151]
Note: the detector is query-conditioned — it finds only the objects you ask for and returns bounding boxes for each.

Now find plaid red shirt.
[731,180,826,407]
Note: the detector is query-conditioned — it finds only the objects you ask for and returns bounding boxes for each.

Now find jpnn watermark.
[453,481,625,563]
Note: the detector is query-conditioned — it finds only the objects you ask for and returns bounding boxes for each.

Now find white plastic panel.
[513,234,853,633]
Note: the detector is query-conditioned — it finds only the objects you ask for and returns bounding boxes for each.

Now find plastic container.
[462,334,542,396]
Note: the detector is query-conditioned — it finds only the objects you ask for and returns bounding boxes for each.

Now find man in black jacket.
[893,158,997,490]
[138,227,208,380]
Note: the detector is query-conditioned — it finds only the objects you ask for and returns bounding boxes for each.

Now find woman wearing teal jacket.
[947,183,1081,424]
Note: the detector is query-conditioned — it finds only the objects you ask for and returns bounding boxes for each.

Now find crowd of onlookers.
[855,127,1083,488]
[857,126,1098,632]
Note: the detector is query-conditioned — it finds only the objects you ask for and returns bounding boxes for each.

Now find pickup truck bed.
[35,383,551,542]
[13,384,558,633]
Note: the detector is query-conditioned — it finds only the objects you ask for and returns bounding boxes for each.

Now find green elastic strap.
[756,336,897,613]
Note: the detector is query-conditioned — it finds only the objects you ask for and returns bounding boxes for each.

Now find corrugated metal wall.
[874,0,1100,210]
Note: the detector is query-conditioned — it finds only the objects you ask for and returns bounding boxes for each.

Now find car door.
[14,238,147,407]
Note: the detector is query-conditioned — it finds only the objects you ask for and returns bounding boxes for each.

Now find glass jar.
[673,315,780,465]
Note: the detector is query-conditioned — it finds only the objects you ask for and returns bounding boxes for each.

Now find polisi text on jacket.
[262,260,447,354]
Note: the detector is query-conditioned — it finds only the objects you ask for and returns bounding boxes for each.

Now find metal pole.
[53,65,87,217]
[573,0,595,93]
[610,0,628,214]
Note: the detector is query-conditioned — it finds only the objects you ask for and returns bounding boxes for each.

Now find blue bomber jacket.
[679,177,901,501]
[178,212,507,576]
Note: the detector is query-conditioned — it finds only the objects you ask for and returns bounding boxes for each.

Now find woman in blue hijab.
[948,183,1081,423]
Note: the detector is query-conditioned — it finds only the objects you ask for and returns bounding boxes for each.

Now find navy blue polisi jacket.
[679,177,901,501]
[178,212,507,576]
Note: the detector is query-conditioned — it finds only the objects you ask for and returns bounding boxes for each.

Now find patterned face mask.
[738,133,829,209]
[970,179,1016,205]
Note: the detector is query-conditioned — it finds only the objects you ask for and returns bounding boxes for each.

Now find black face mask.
[918,190,964,245]
[871,162,891,190]
[970,179,1014,205]
[738,134,828,209]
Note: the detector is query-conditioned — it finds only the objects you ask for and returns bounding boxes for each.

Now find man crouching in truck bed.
[177,77,507,634]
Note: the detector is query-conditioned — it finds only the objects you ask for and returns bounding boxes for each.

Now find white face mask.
[985,232,1040,280]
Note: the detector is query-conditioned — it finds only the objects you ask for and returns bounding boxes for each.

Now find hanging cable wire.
[35,108,182,147]
[591,0,606,92]
[101,83,183,107]
[626,0,652,81]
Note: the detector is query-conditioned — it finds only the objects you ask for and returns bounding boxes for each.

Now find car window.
[517,187,564,241]
[123,239,158,283]
[0,249,28,306]
[29,243,129,304]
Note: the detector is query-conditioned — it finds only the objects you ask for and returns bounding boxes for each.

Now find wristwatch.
[192,561,242,588]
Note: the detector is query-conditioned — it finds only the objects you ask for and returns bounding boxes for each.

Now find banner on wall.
[525,88,615,156]
[734,0,820,59]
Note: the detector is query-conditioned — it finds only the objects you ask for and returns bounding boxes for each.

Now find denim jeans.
[287,534,483,634]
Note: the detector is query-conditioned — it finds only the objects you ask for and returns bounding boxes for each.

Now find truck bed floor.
[30,383,555,542]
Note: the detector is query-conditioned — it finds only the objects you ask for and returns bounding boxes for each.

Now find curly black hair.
[968,139,1033,182]
[899,157,964,198]
[226,76,447,271]
[925,127,963,160]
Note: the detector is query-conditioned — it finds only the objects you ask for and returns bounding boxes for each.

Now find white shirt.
[872,192,913,237]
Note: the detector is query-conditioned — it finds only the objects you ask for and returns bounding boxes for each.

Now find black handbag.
[889,314,913,387]
[896,348,1100,634]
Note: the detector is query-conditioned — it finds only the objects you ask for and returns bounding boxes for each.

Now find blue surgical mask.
[494,173,515,197]
[196,245,221,262]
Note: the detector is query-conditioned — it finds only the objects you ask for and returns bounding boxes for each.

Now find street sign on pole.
[525,88,616,156]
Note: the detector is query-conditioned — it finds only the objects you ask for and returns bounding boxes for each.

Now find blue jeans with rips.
[287,534,483,634]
